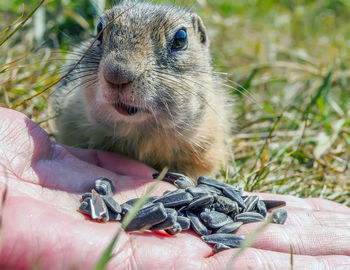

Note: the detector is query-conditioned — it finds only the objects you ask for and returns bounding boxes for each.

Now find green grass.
[0,0,349,204]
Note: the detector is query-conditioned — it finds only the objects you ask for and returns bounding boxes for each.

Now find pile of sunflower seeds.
[79,173,287,252]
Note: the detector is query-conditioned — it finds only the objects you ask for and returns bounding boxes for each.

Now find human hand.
[0,107,349,270]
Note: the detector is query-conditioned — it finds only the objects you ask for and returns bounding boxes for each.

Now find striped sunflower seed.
[200,211,232,229]
[124,202,167,232]
[215,221,243,234]
[201,234,245,248]
[94,177,114,196]
[186,211,209,236]
[271,209,288,225]
[235,212,265,224]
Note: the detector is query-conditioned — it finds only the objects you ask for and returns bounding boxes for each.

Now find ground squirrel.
[49,1,231,179]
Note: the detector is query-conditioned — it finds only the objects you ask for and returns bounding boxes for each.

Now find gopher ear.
[191,13,208,46]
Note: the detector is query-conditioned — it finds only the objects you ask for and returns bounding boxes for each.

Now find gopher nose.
[102,57,135,86]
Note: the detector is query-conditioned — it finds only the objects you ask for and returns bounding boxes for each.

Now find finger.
[237,222,350,256]
[255,192,350,213]
[208,247,350,270]
[283,206,350,229]
[63,146,155,178]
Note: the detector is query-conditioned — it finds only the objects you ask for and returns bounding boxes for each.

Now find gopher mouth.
[114,103,139,116]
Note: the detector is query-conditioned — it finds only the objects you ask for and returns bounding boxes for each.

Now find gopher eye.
[96,21,103,42]
[171,29,188,51]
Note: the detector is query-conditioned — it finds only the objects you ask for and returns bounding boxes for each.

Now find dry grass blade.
[225,216,273,270]
[0,4,24,38]
[94,167,167,270]
[0,55,28,70]
[10,2,138,110]
[0,0,45,47]
[245,110,285,191]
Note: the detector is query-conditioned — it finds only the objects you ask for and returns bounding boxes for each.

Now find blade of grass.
[10,2,138,110]
[225,215,273,270]
[304,66,334,118]
[0,55,28,70]
[0,4,24,38]
[0,0,45,47]
[94,167,168,270]
[241,67,259,91]
[246,109,285,190]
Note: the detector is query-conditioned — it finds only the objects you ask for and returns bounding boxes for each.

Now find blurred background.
[0,0,349,203]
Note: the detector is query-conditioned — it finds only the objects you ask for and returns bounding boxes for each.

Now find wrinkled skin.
[0,108,350,270]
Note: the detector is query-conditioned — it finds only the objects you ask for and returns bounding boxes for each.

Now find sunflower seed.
[102,196,122,214]
[271,209,288,224]
[153,172,194,187]
[186,211,208,236]
[182,194,215,211]
[120,203,132,215]
[200,211,232,229]
[235,212,265,224]
[201,234,245,248]
[81,192,92,200]
[197,176,226,189]
[124,197,157,206]
[256,200,267,217]
[262,200,286,210]
[213,196,237,214]
[222,188,246,208]
[202,205,216,213]
[244,195,260,212]
[151,208,178,230]
[153,190,193,208]
[79,175,288,252]
[197,177,242,195]
[79,199,91,215]
[108,211,122,221]
[165,222,182,235]
[94,177,114,196]
[185,187,212,198]
[176,216,191,230]
[196,184,222,195]
[174,179,195,189]
[90,190,109,222]
[124,202,167,232]
[213,243,231,253]
[215,221,243,234]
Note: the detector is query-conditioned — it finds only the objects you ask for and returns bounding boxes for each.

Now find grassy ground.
[0,0,349,205]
